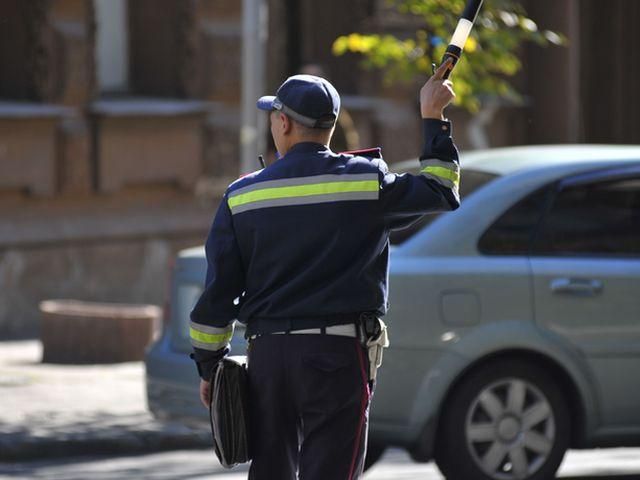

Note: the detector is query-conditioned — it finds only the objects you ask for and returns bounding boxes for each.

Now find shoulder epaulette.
[340,147,383,159]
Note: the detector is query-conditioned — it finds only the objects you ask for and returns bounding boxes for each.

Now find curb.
[0,423,211,462]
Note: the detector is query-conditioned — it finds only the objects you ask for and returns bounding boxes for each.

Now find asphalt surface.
[0,341,209,462]
[2,447,640,479]
[2,340,640,479]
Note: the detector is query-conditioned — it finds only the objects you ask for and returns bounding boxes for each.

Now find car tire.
[363,442,386,472]
[435,359,570,480]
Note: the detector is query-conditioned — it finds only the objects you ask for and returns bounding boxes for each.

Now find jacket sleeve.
[189,192,245,380]
[377,119,460,230]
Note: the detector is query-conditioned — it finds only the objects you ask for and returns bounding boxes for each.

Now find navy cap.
[257,74,340,129]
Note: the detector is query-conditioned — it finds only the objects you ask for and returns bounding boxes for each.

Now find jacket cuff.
[190,348,228,381]
[421,119,453,158]
[423,118,453,137]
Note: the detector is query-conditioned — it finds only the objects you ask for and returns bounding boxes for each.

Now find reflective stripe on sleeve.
[227,173,379,215]
[420,158,460,190]
[190,321,234,351]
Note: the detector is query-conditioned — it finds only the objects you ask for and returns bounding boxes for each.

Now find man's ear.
[280,113,293,135]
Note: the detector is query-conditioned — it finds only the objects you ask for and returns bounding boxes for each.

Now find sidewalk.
[0,341,210,462]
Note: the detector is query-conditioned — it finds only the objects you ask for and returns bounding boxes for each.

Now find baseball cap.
[256,74,340,129]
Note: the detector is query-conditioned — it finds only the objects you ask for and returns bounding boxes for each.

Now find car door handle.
[550,278,603,296]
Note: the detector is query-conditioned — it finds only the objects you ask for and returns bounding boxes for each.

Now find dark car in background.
[146,145,640,479]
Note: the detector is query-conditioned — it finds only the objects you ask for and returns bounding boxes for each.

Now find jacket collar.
[284,142,330,157]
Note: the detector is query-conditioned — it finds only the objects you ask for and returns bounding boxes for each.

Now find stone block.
[58,114,92,194]
[40,299,162,363]
[53,21,94,106]
[199,0,241,22]
[50,0,89,22]
[0,103,66,196]
[48,0,95,105]
[200,32,242,103]
[0,235,205,339]
[203,103,241,177]
[91,100,207,193]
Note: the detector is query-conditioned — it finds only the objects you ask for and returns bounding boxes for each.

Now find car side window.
[532,176,640,257]
[478,185,553,255]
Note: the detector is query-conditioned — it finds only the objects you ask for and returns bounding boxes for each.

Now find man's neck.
[279,137,329,157]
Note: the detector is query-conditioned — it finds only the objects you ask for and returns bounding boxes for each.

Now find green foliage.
[333,0,566,112]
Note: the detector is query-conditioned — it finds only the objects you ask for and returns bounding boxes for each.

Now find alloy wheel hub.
[497,415,521,442]
[465,378,556,480]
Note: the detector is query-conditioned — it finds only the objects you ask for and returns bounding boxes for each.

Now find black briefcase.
[208,355,252,468]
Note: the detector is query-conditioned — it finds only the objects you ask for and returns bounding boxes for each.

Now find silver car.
[145,145,640,480]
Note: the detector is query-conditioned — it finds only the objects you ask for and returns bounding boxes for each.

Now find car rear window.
[390,169,498,245]
[478,184,554,255]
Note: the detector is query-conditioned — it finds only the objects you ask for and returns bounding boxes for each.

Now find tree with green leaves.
[333,0,565,112]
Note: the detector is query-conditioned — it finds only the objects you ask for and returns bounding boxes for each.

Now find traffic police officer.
[190,60,459,479]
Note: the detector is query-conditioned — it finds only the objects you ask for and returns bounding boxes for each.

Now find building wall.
[0,0,241,338]
[578,0,640,144]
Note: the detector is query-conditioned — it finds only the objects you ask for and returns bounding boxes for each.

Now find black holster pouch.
[358,312,382,343]
[209,356,252,468]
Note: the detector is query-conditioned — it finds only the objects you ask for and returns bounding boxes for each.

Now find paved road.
[2,447,640,480]
[3,341,640,479]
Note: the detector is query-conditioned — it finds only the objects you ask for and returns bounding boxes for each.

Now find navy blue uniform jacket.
[190,119,460,379]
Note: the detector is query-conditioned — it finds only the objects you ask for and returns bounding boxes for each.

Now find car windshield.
[390,167,498,245]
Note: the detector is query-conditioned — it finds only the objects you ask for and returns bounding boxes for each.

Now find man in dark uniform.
[190,60,459,479]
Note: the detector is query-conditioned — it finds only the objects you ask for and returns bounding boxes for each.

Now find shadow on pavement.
[0,411,210,463]
[0,452,249,480]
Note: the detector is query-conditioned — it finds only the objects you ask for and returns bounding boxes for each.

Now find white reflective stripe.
[190,322,234,351]
[191,339,229,351]
[230,190,378,214]
[419,158,460,173]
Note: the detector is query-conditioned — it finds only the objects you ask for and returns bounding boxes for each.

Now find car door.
[530,166,640,428]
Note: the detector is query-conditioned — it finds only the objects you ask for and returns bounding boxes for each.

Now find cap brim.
[256,96,276,111]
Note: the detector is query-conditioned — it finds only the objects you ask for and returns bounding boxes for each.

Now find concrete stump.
[39,300,162,364]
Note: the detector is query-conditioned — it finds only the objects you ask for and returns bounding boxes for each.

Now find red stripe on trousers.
[347,340,370,480]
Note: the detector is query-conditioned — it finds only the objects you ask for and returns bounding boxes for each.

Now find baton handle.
[440,45,462,80]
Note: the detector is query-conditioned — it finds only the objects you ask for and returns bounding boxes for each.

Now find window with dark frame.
[532,177,640,257]
[94,0,188,97]
[477,185,553,256]
[0,0,50,101]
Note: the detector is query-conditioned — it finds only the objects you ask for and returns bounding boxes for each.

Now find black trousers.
[247,333,372,480]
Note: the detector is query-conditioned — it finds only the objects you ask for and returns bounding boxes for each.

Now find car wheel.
[363,442,386,472]
[435,360,570,480]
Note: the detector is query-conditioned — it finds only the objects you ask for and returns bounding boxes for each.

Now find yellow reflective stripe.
[228,180,379,209]
[189,327,233,346]
[421,166,460,186]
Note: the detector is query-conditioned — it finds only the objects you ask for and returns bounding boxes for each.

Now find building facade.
[0,0,638,337]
